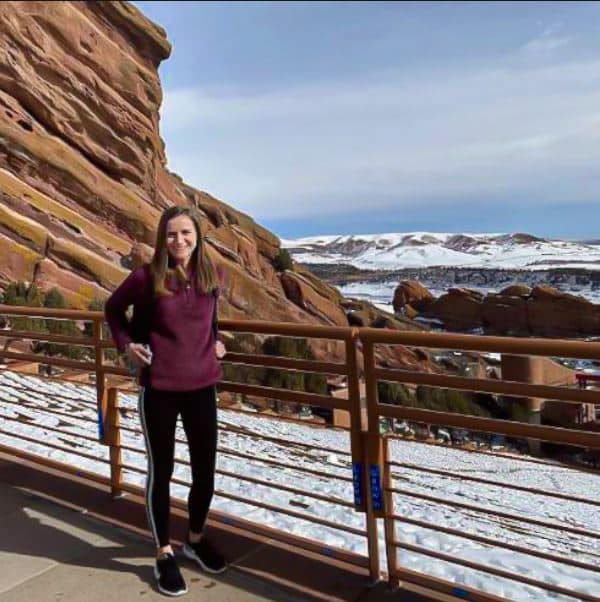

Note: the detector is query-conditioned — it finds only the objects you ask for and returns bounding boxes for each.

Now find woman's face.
[166,215,197,267]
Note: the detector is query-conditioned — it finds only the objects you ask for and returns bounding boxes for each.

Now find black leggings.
[139,385,217,547]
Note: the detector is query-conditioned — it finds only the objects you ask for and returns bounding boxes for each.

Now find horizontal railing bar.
[387,461,600,507]
[376,367,599,405]
[216,467,355,509]
[216,404,352,433]
[376,403,600,448]
[360,328,600,360]
[0,442,111,487]
[115,422,353,483]
[391,566,508,602]
[223,352,348,375]
[0,410,101,445]
[207,486,366,537]
[384,432,598,472]
[117,402,352,438]
[219,319,355,340]
[206,508,369,569]
[390,540,600,602]
[0,372,101,391]
[0,305,102,321]
[110,473,371,568]
[390,513,599,572]
[0,330,94,345]
[388,487,599,539]
[121,467,365,537]
[101,365,130,376]
[0,398,98,427]
[217,420,351,456]
[0,425,109,465]
[0,350,96,371]
[220,381,349,411]
[217,444,352,483]
[118,444,353,508]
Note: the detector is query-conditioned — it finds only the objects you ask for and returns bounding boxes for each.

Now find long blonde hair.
[149,206,219,297]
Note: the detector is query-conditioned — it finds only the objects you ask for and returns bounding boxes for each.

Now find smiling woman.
[105,205,227,596]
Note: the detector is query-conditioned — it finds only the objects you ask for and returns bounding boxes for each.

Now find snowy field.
[283,232,600,272]
[0,369,598,601]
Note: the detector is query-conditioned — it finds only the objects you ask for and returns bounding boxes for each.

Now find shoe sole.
[182,543,228,574]
[153,566,188,597]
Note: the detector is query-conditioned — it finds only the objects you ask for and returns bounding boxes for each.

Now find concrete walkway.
[0,452,438,601]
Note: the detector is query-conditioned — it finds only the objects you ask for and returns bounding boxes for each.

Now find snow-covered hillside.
[282,232,600,271]
[0,370,598,601]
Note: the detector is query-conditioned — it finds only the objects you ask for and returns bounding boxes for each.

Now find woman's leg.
[179,385,217,536]
[138,386,179,550]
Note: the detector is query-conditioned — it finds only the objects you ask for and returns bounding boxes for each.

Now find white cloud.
[159,58,600,221]
[521,22,572,54]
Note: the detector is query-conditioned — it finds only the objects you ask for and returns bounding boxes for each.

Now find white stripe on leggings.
[138,387,160,546]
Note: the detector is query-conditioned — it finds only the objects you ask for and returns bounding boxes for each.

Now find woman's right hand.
[125,343,153,367]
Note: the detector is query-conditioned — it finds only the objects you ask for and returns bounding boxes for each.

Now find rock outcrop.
[392,280,434,315]
[397,279,600,337]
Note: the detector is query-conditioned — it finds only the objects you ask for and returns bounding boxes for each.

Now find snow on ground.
[0,370,598,601]
[283,232,600,272]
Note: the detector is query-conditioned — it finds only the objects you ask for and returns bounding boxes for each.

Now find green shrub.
[378,381,411,405]
[2,281,44,332]
[221,334,266,386]
[262,336,328,394]
[415,385,490,416]
[34,288,87,360]
[272,248,293,272]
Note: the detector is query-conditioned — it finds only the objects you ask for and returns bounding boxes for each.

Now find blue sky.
[133,1,600,240]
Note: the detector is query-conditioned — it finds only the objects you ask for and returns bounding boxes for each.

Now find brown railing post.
[105,387,123,498]
[361,336,386,582]
[346,330,366,512]
[346,330,380,582]
[382,435,398,588]
[93,317,107,444]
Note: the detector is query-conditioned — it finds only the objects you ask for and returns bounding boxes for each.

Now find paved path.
[0,452,437,601]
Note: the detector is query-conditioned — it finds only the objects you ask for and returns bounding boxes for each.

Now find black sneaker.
[183,537,227,574]
[154,553,188,597]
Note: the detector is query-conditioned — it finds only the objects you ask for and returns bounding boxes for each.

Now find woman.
[105,206,227,597]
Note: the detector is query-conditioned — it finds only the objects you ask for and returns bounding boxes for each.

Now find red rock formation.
[408,280,600,338]
[424,288,484,331]
[393,280,434,314]
[526,286,600,337]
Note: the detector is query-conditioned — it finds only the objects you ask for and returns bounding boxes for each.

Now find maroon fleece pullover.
[105,265,222,391]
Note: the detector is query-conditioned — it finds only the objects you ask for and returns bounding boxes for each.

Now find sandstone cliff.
[0,1,431,370]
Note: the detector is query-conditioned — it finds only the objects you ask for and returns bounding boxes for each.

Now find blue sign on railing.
[452,588,470,599]
[369,464,383,510]
[97,407,105,441]
[352,462,363,506]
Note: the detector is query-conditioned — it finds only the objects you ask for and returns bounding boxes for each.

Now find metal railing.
[0,304,598,601]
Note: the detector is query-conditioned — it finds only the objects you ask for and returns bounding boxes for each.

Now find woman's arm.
[104,267,148,353]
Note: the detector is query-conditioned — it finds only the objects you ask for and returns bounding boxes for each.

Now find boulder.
[424,288,483,331]
[393,280,434,313]
[482,294,529,336]
[499,284,531,297]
